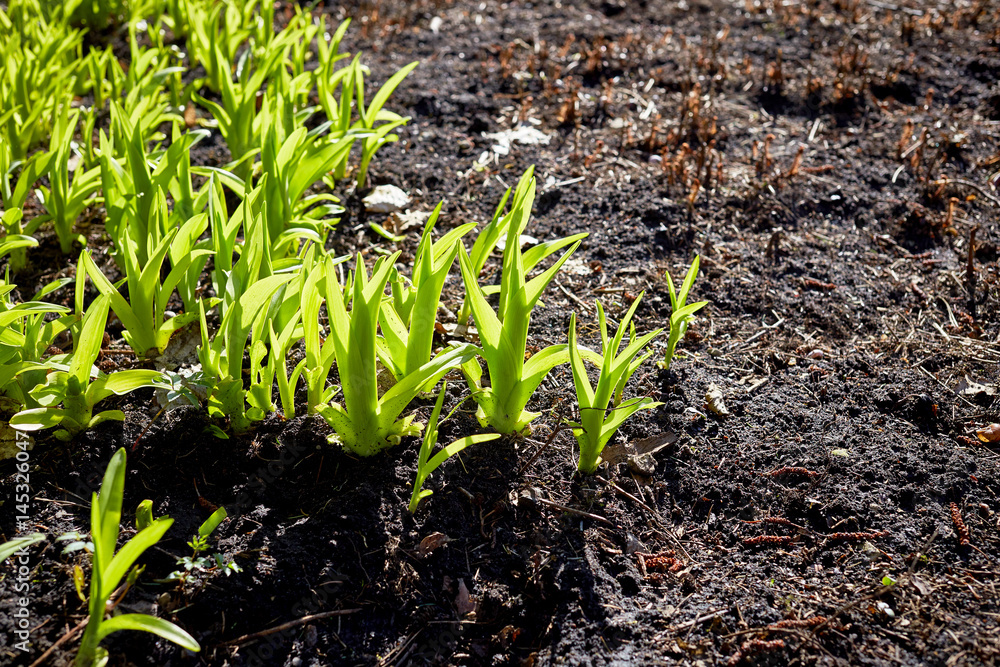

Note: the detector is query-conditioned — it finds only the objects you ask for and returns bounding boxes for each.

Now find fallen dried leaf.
[956,376,997,399]
[455,578,476,616]
[418,532,450,557]
[911,574,932,596]
[634,431,677,454]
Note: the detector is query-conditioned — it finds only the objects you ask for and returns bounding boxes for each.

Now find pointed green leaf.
[95,613,199,652]
[0,534,46,562]
[100,518,173,601]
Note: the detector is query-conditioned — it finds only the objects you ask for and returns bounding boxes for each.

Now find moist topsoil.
[3,0,1000,665]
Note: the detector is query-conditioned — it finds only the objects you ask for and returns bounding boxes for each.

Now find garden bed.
[2,0,1000,665]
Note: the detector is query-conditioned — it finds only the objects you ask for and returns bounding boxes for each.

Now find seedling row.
[0,0,707,663]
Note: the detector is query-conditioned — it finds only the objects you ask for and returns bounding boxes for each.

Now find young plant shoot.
[568,293,663,474]
[0,274,74,412]
[80,192,212,357]
[166,506,241,587]
[456,168,585,327]
[10,295,165,440]
[378,202,476,383]
[75,448,199,666]
[409,383,499,513]
[197,273,294,434]
[35,106,101,254]
[660,255,708,370]
[457,172,585,434]
[316,252,477,456]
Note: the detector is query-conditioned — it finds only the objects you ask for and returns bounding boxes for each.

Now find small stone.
[483,125,551,157]
[363,185,411,213]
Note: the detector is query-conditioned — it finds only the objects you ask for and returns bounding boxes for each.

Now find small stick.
[769,616,828,630]
[824,531,889,542]
[28,618,87,667]
[670,609,727,632]
[784,145,804,179]
[931,178,1000,207]
[516,416,568,477]
[219,608,363,647]
[743,535,796,546]
[908,527,939,575]
[967,226,978,280]
[532,497,617,527]
[556,278,591,313]
[131,406,166,451]
[966,225,979,318]
[27,580,137,667]
[761,467,820,478]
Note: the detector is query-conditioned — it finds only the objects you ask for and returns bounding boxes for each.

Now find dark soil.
[3,1,1000,666]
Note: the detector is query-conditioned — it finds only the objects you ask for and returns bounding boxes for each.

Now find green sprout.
[409,383,499,514]
[192,39,289,180]
[165,506,241,589]
[34,105,101,254]
[10,294,165,440]
[99,104,202,268]
[568,293,663,474]
[257,97,357,253]
[456,168,585,327]
[378,203,476,384]
[73,448,200,666]
[659,255,708,370]
[0,275,73,412]
[315,252,477,456]
[247,300,304,422]
[457,171,585,434]
[185,0,251,91]
[0,7,83,161]
[1,143,53,272]
[0,533,47,562]
[197,272,294,434]
[80,191,212,357]
[352,60,419,188]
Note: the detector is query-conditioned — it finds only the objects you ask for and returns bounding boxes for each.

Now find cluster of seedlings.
[0,0,710,663]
